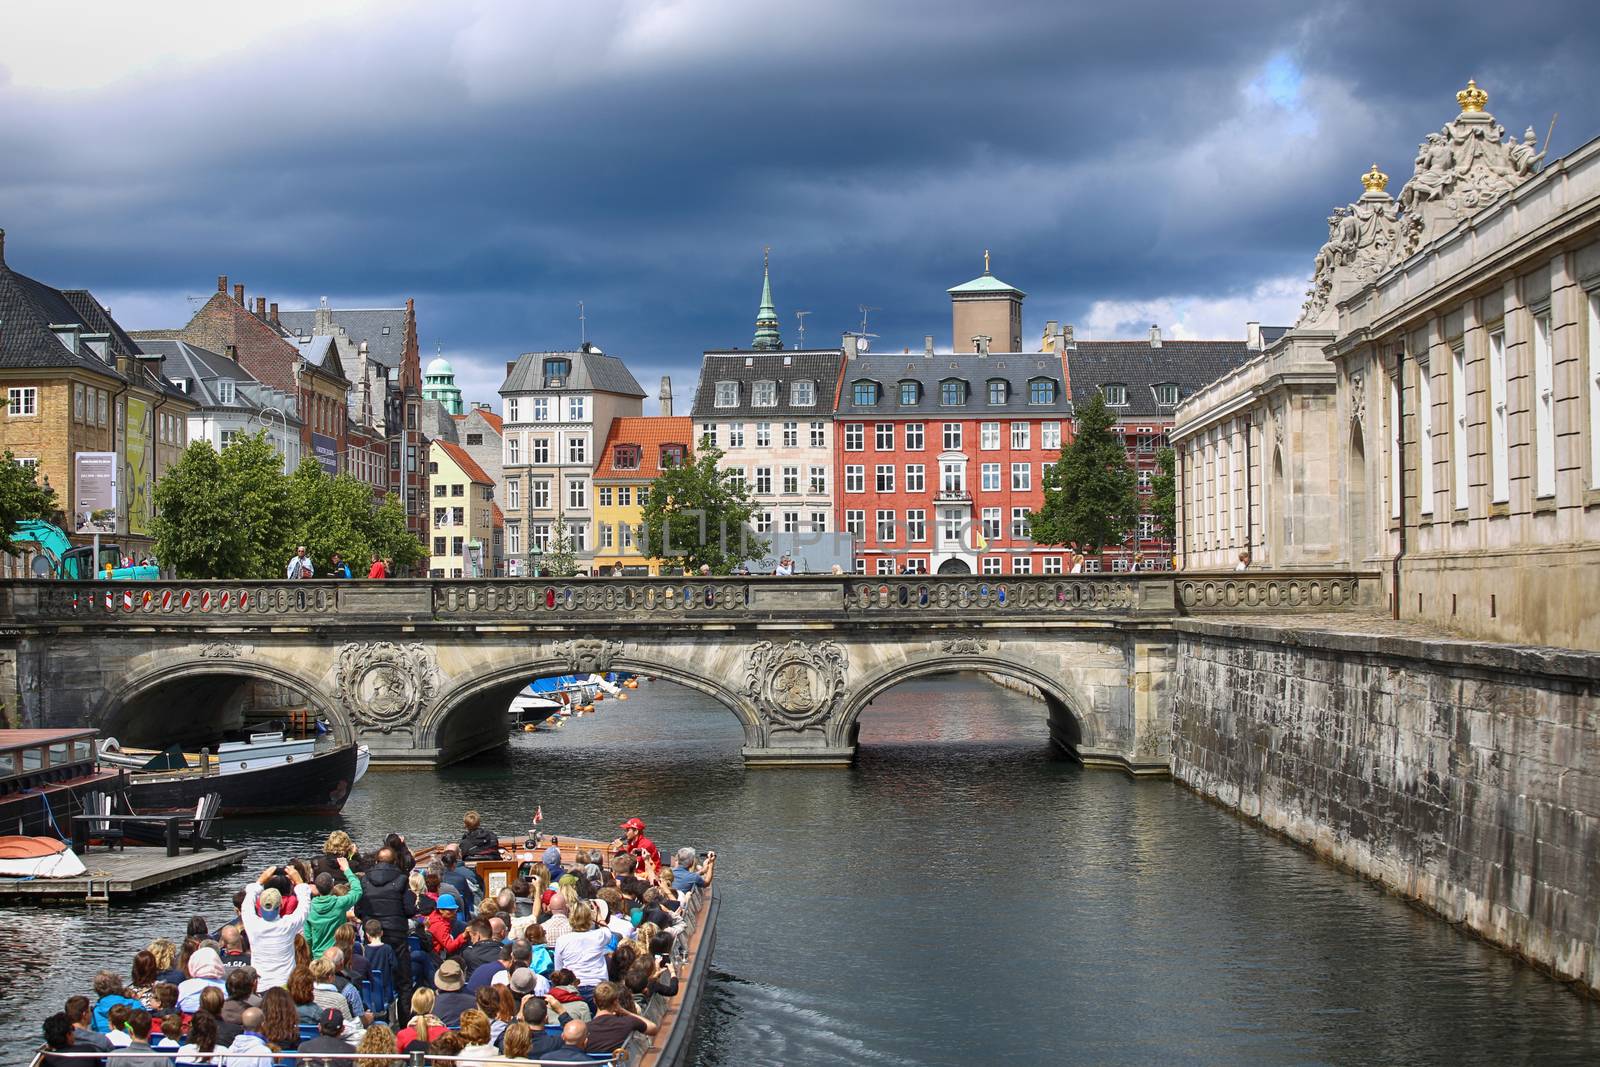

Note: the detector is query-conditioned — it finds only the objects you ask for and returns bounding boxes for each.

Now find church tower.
[751,248,782,351]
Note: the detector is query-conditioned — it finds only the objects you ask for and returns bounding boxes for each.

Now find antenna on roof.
[185,295,207,308]
[795,310,811,349]
[857,305,880,337]
[578,301,586,346]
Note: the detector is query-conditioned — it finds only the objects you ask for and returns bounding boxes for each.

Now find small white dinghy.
[0,835,88,878]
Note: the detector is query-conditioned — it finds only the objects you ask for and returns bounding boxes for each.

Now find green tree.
[0,451,59,554]
[1030,392,1139,552]
[639,445,765,574]
[153,433,296,578]
[1151,446,1177,542]
[541,515,578,577]
[287,459,426,575]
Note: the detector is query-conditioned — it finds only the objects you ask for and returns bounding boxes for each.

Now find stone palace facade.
[1172,81,1600,650]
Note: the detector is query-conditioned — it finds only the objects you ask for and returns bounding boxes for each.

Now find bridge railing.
[2,571,1380,626]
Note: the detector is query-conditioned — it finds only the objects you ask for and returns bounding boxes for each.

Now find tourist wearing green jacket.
[304,856,363,958]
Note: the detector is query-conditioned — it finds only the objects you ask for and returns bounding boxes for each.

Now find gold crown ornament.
[1457,79,1488,113]
[1361,163,1389,193]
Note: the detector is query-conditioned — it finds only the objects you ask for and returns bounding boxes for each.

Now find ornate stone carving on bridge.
[1349,371,1366,428]
[940,636,990,656]
[198,641,243,659]
[1398,81,1541,257]
[744,639,847,731]
[551,637,625,675]
[335,642,438,733]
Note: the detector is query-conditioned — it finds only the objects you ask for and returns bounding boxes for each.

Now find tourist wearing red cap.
[611,818,661,869]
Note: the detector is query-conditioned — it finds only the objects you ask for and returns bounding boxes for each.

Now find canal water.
[4,674,1598,1065]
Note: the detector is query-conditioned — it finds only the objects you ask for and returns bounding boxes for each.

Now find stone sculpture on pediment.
[1298,165,1400,330]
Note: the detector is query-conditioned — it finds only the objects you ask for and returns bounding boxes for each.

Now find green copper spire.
[752,246,782,351]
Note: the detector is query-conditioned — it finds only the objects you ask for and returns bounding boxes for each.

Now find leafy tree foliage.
[1151,447,1177,543]
[639,445,765,574]
[153,433,424,577]
[1030,392,1139,552]
[0,451,59,554]
[539,516,578,577]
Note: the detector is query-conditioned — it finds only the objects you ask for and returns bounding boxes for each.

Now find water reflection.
[2,674,1596,1066]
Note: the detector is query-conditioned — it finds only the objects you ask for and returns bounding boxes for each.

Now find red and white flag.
[533,806,543,825]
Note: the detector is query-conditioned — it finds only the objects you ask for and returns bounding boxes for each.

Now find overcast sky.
[4,1,1597,412]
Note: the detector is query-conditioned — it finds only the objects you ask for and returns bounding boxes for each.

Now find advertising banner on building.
[74,451,118,534]
[125,396,154,535]
[312,433,339,474]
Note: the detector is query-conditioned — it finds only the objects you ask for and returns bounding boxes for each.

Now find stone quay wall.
[1171,618,1600,995]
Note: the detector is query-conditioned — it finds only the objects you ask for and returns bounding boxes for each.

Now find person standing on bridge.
[367,555,387,579]
[286,546,315,580]
[328,552,353,579]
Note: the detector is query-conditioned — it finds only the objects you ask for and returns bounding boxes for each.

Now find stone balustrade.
[3,571,1381,626]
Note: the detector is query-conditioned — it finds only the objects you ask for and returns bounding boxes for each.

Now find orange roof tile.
[436,439,494,485]
[594,416,694,480]
[491,502,505,526]
[474,410,504,434]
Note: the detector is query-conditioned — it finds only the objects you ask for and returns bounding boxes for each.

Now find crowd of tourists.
[36,813,715,1065]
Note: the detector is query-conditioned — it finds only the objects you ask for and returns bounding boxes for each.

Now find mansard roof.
[690,349,845,419]
[1065,340,1254,418]
[833,350,1069,417]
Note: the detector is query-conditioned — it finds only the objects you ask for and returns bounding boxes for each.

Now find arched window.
[1028,378,1057,404]
[898,380,921,406]
[851,380,881,405]
[940,379,967,406]
[987,379,1008,405]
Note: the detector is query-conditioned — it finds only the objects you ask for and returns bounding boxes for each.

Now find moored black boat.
[121,740,359,817]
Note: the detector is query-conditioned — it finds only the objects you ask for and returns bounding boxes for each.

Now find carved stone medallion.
[198,641,242,659]
[940,636,989,655]
[744,639,847,731]
[335,642,437,733]
[552,637,624,675]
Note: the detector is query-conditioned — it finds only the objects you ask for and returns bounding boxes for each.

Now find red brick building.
[833,338,1073,575]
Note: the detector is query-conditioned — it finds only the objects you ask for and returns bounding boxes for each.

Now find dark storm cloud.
[2,0,1598,405]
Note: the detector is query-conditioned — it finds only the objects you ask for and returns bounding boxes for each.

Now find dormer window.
[1103,383,1129,407]
[660,443,686,468]
[613,444,640,469]
[1154,383,1179,407]
[940,379,967,406]
[543,357,571,387]
[752,380,778,406]
[790,379,815,406]
[1029,378,1057,404]
[986,379,1008,405]
[898,380,921,406]
[714,380,739,408]
[216,380,237,404]
[851,380,880,406]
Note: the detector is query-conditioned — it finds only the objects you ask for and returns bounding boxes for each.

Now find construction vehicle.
[12,520,160,580]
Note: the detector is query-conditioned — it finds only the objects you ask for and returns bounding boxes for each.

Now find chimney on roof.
[0,227,6,265]
[923,335,934,359]
[1064,324,1075,350]
[1246,320,1262,350]
[315,297,332,331]
[659,375,673,418]
[217,275,228,294]
[225,344,238,362]
[843,333,859,361]
[233,283,245,306]
[269,302,279,324]
[1149,324,1162,348]
[1042,320,1059,353]
[506,361,517,377]
[972,335,991,357]
[255,297,266,317]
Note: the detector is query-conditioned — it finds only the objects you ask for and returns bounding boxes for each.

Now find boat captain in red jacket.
[611,817,661,869]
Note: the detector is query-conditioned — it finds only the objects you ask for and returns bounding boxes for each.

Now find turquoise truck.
[12,520,160,580]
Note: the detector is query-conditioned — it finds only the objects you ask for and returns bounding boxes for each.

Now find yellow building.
[428,440,496,578]
[592,416,691,575]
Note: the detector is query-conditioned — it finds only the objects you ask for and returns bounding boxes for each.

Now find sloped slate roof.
[690,349,845,419]
[834,350,1070,417]
[1065,340,1254,418]
[276,307,408,367]
[135,338,290,416]
[0,262,128,378]
[501,347,646,397]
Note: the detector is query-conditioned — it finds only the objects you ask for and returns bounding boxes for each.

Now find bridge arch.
[831,655,1094,756]
[419,656,764,759]
[97,658,349,749]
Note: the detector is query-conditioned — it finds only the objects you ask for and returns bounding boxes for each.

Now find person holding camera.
[241,864,313,989]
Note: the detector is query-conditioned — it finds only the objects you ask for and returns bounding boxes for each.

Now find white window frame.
[905,464,925,493]
[1010,462,1031,491]
[809,421,826,448]
[567,479,586,510]
[981,556,1001,575]
[752,380,777,407]
[1041,421,1061,450]
[844,465,864,493]
[782,422,798,447]
[1417,357,1434,515]
[809,465,827,495]
[1488,331,1509,504]
[729,423,745,448]
[755,422,772,448]
[905,423,925,451]
[845,509,865,537]
[755,466,773,494]
[876,509,896,542]
[981,507,1001,539]
[1451,345,1469,510]
[980,422,1000,450]
[1011,423,1030,450]
[942,423,961,450]
[792,380,815,406]
[714,381,739,408]
[875,423,894,450]
[7,387,38,417]
[844,423,864,451]
[1534,313,1555,499]
[875,464,895,492]
[980,463,1001,492]
[906,509,926,542]
[1589,294,1600,490]
[782,465,800,494]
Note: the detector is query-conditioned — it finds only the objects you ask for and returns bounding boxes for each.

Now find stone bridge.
[0,573,1378,774]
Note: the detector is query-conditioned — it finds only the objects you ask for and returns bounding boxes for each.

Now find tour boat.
[0,728,124,839]
[0,835,87,878]
[105,732,366,817]
[413,831,718,1067]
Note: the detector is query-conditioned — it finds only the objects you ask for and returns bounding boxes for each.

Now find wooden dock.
[0,846,248,903]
